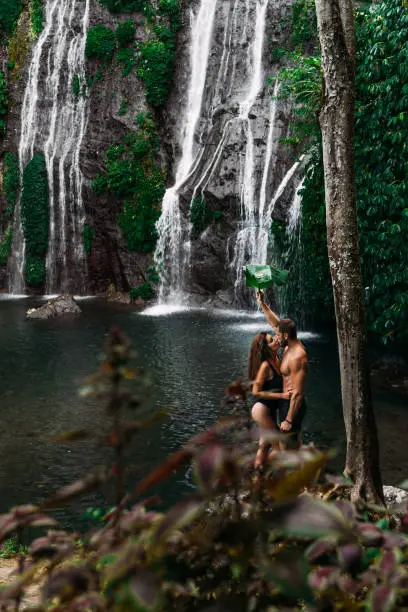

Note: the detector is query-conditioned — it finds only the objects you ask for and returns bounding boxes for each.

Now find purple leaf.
[128,567,161,611]
[154,496,203,544]
[399,514,408,535]
[309,566,339,591]
[0,515,18,543]
[359,523,384,547]
[42,566,94,603]
[368,584,396,612]
[265,495,352,539]
[333,499,356,523]
[378,549,400,577]
[338,544,363,576]
[42,470,107,509]
[305,538,336,562]
[337,574,361,596]
[195,443,232,493]
[382,531,408,550]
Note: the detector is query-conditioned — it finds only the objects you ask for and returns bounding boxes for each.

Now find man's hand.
[280,419,292,432]
[256,289,265,305]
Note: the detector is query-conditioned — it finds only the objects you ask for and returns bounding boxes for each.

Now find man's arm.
[284,356,307,427]
[256,290,281,332]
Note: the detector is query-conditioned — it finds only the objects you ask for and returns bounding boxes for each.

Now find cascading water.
[273,176,305,317]
[155,0,302,307]
[10,0,90,295]
[154,0,218,304]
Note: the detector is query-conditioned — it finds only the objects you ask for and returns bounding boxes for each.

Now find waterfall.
[9,0,90,294]
[154,0,302,307]
[273,177,304,317]
[154,0,218,304]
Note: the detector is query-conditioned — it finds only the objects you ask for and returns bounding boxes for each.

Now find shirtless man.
[256,290,308,448]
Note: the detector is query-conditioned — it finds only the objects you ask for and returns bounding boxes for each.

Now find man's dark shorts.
[278,398,307,442]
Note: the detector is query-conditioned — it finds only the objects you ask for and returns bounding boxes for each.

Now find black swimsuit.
[252,361,283,416]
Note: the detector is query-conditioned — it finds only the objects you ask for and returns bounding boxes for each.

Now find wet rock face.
[161,0,302,303]
[26,295,82,319]
[1,0,299,298]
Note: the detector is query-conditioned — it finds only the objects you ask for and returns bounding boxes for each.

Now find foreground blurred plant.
[0,333,407,611]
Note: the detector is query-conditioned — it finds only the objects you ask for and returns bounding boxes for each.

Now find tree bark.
[314,0,383,503]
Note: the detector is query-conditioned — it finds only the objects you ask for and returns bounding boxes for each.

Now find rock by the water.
[383,485,408,506]
[26,295,82,320]
[106,291,131,305]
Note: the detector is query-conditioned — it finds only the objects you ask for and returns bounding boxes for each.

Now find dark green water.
[0,298,406,530]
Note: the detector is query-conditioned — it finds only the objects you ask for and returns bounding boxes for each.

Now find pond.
[0,297,406,530]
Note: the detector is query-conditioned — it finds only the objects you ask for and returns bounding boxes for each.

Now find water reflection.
[0,299,406,530]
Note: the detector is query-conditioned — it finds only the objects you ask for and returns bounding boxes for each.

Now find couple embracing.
[249,290,308,466]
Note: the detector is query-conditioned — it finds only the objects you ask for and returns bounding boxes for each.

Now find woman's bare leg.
[251,402,278,468]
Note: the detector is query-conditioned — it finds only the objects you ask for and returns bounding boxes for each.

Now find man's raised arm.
[256,290,281,333]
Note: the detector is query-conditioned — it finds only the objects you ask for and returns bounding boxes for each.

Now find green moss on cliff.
[8,12,31,75]
[29,0,43,38]
[86,25,116,61]
[0,0,22,35]
[20,154,49,286]
[92,114,165,253]
[0,224,12,266]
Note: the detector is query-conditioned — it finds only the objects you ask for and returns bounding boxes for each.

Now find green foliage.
[20,154,49,286]
[130,282,154,301]
[72,74,80,96]
[25,255,46,286]
[83,225,94,256]
[276,0,408,343]
[3,152,20,210]
[116,47,139,76]
[291,0,316,48]
[92,114,165,253]
[190,197,224,234]
[30,0,43,37]
[0,224,12,266]
[137,38,175,107]
[85,69,104,90]
[274,52,322,147]
[0,70,8,137]
[0,535,26,558]
[298,147,333,320]
[244,264,289,290]
[119,98,128,116]
[0,0,22,35]
[190,197,212,233]
[98,0,145,12]
[354,0,408,344]
[158,0,182,32]
[115,18,135,48]
[85,25,116,61]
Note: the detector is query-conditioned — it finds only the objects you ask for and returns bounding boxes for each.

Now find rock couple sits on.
[250,289,308,465]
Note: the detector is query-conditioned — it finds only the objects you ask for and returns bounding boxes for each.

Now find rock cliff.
[0,0,303,299]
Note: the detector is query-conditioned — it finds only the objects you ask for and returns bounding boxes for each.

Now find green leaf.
[243,264,289,289]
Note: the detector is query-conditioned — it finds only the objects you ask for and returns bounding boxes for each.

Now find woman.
[248,332,291,467]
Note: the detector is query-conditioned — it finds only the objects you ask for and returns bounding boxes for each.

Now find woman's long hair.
[248,332,274,383]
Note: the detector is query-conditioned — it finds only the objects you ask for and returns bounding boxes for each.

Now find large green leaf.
[243,264,289,290]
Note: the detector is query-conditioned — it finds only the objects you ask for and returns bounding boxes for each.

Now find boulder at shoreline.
[26,295,82,320]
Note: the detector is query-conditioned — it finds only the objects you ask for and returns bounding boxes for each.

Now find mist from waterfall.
[9,0,90,294]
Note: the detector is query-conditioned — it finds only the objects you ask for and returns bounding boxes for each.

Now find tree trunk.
[314,0,383,503]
